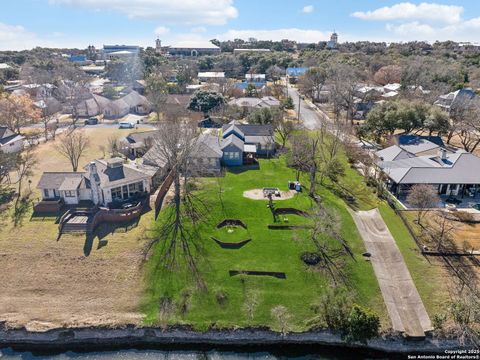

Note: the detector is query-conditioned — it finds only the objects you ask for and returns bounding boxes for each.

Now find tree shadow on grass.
[226,164,260,175]
[83,218,140,256]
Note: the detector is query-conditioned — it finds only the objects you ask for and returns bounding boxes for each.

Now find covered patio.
[394,183,480,209]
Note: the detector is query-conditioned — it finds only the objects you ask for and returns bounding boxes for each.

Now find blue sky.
[1,1,480,50]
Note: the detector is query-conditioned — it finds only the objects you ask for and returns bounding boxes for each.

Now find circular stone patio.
[243,189,297,200]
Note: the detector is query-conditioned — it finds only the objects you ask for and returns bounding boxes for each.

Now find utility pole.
[297,93,301,122]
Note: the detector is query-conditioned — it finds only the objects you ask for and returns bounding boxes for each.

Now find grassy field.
[25,126,155,198]
[143,157,387,331]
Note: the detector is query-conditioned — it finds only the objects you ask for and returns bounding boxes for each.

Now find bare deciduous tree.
[275,117,295,149]
[406,184,439,225]
[145,71,169,122]
[12,149,36,226]
[271,305,291,336]
[145,113,207,289]
[55,67,90,128]
[426,211,459,252]
[55,130,90,172]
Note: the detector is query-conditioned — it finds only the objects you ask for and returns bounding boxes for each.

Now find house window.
[210,158,217,166]
[234,152,240,159]
[64,190,76,197]
[111,187,122,201]
[43,189,49,198]
[128,181,144,195]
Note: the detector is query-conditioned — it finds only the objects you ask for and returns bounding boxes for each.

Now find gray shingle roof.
[192,133,222,158]
[84,159,150,187]
[221,134,244,150]
[37,172,85,189]
[222,121,274,137]
[379,151,480,184]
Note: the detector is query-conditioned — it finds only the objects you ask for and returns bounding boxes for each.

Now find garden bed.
[229,270,286,279]
[211,237,251,249]
[216,219,247,229]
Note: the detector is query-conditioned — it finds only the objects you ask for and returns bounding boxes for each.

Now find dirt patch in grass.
[0,211,152,331]
[242,189,296,200]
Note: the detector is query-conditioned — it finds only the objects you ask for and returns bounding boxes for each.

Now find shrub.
[432,312,447,330]
[316,287,352,330]
[344,304,380,343]
[301,251,321,266]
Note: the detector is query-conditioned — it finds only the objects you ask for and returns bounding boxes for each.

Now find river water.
[0,348,384,360]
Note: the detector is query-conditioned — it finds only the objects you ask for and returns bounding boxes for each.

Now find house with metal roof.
[375,135,480,207]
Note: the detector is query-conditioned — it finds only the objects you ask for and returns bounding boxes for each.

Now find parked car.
[84,117,98,125]
[119,122,134,129]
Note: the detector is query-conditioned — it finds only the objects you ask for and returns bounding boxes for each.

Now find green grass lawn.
[143,157,386,331]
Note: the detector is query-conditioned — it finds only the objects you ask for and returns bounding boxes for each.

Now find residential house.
[166,94,191,111]
[245,74,266,83]
[188,133,223,175]
[228,96,280,111]
[103,91,150,119]
[198,72,225,82]
[142,133,222,177]
[77,94,110,118]
[221,121,276,166]
[120,130,159,158]
[34,97,62,116]
[122,90,151,115]
[375,135,480,207]
[0,127,24,153]
[133,80,146,95]
[37,158,153,207]
[434,88,476,112]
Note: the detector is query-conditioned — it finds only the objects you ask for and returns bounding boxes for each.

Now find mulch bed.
[229,270,286,279]
[211,237,252,249]
[274,208,309,217]
[216,219,247,229]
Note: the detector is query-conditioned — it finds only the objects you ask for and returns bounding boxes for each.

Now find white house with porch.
[36,158,154,208]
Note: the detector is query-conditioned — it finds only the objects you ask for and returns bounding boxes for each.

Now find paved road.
[350,209,432,338]
[287,85,325,130]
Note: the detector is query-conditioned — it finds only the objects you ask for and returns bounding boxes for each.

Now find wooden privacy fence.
[154,169,175,218]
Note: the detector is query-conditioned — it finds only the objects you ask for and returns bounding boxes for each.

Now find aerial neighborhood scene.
[1,0,480,358]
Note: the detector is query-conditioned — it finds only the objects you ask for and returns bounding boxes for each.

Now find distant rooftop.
[168,41,219,49]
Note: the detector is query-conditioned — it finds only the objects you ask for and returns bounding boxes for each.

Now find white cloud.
[352,2,463,24]
[385,21,436,37]
[49,0,238,25]
[154,26,170,36]
[216,28,328,43]
[191,26,207,33]
[0,22,59,50]
[302,5,314,14]
[383,18,480,42]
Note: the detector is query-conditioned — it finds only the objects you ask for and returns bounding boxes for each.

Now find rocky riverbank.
[0,325,471,357]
